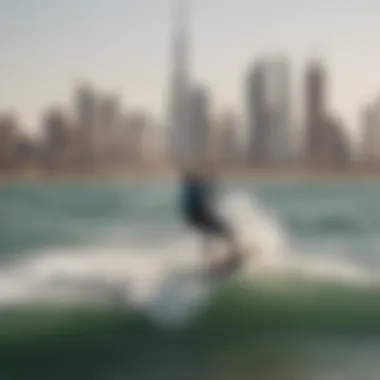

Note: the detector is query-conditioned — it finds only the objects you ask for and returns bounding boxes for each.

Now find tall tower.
[167,0,191,167]
[266,57,292,163]
[217,109,240,166]
[362,100,380,165]
[74,83,98,169]
[188,84,211,165]
[246,57,292,167]
[0,113,19,170]
[304,60,327,166]
[246,60,270,165]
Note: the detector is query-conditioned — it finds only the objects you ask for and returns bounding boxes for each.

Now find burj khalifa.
[167,0,192,168]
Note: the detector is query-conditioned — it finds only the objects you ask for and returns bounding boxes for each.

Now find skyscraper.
[98,93,121,165]
[324,115,350,169]
[125,111,149,164]
[188,84,211,166]
[266,57,292,163]
[43,107,71,171]
[167,0,191,167]
[246,57,292,166]
[0,113,19,170]
[99,94,120,132]
[362,100,380,165]
[217,109,240,166]
[75,84,98,132]
[74,83,98,169]
[246,60,269,165]
[304,60,328,166]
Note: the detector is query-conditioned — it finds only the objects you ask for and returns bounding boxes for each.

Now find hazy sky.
[0,0,379,139]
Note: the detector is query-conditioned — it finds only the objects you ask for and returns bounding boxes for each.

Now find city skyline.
[1,0,380,142]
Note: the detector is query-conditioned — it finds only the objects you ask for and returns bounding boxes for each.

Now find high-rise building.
[99,94,120,132]
[304,60,328,166]
[43,107,72,171]
[246,57,292,166]
[14,134,37,171]
[75,84,98,131]
[142,118,162,164]
[266,57,292,163]
[125,111,149,164]
[98,93,121,165]
[188,85,211,166]
[74,83,98,169]
[217,110,240,166]
[246,60,269,165]
[0,113,19,170]
[324,115,351,169]
[167,0,191,167]
[361,100,380,165]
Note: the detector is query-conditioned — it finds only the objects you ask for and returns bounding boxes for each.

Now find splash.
[0,192,377,328]
[217,193,287,267]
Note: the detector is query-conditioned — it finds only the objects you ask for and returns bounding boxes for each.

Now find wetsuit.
[181,172,232,239]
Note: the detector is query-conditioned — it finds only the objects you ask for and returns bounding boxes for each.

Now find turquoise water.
[1,179,380,379]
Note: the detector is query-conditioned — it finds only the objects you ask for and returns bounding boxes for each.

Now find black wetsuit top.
[181,173,235,249]
[180,173,229,236]
[181,174,211,219]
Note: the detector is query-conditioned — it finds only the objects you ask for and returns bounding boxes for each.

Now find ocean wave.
[2,277,380,347]
[0,191,379,346]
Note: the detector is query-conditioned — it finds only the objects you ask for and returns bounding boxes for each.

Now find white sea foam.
[0,192,376,328]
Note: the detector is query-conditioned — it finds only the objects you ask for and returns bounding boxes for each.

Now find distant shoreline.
[1,166,380,183]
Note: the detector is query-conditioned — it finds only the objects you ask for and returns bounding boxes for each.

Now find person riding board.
[180,163,241,268]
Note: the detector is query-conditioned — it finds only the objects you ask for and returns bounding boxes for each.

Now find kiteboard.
[208,254,243,278]
[206,243,250,279]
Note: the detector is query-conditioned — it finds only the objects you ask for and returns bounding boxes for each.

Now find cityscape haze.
[0,0,380,177]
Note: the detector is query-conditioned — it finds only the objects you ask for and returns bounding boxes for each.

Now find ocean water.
[1,179,380,379]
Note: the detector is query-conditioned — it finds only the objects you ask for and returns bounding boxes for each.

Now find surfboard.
[206,244,249,280]
[207,254,243,278]
[201,233,257,280]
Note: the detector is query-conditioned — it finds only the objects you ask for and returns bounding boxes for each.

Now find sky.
[0,0,380,141]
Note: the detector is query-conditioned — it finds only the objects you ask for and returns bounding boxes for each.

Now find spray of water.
[0,192,376,328]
